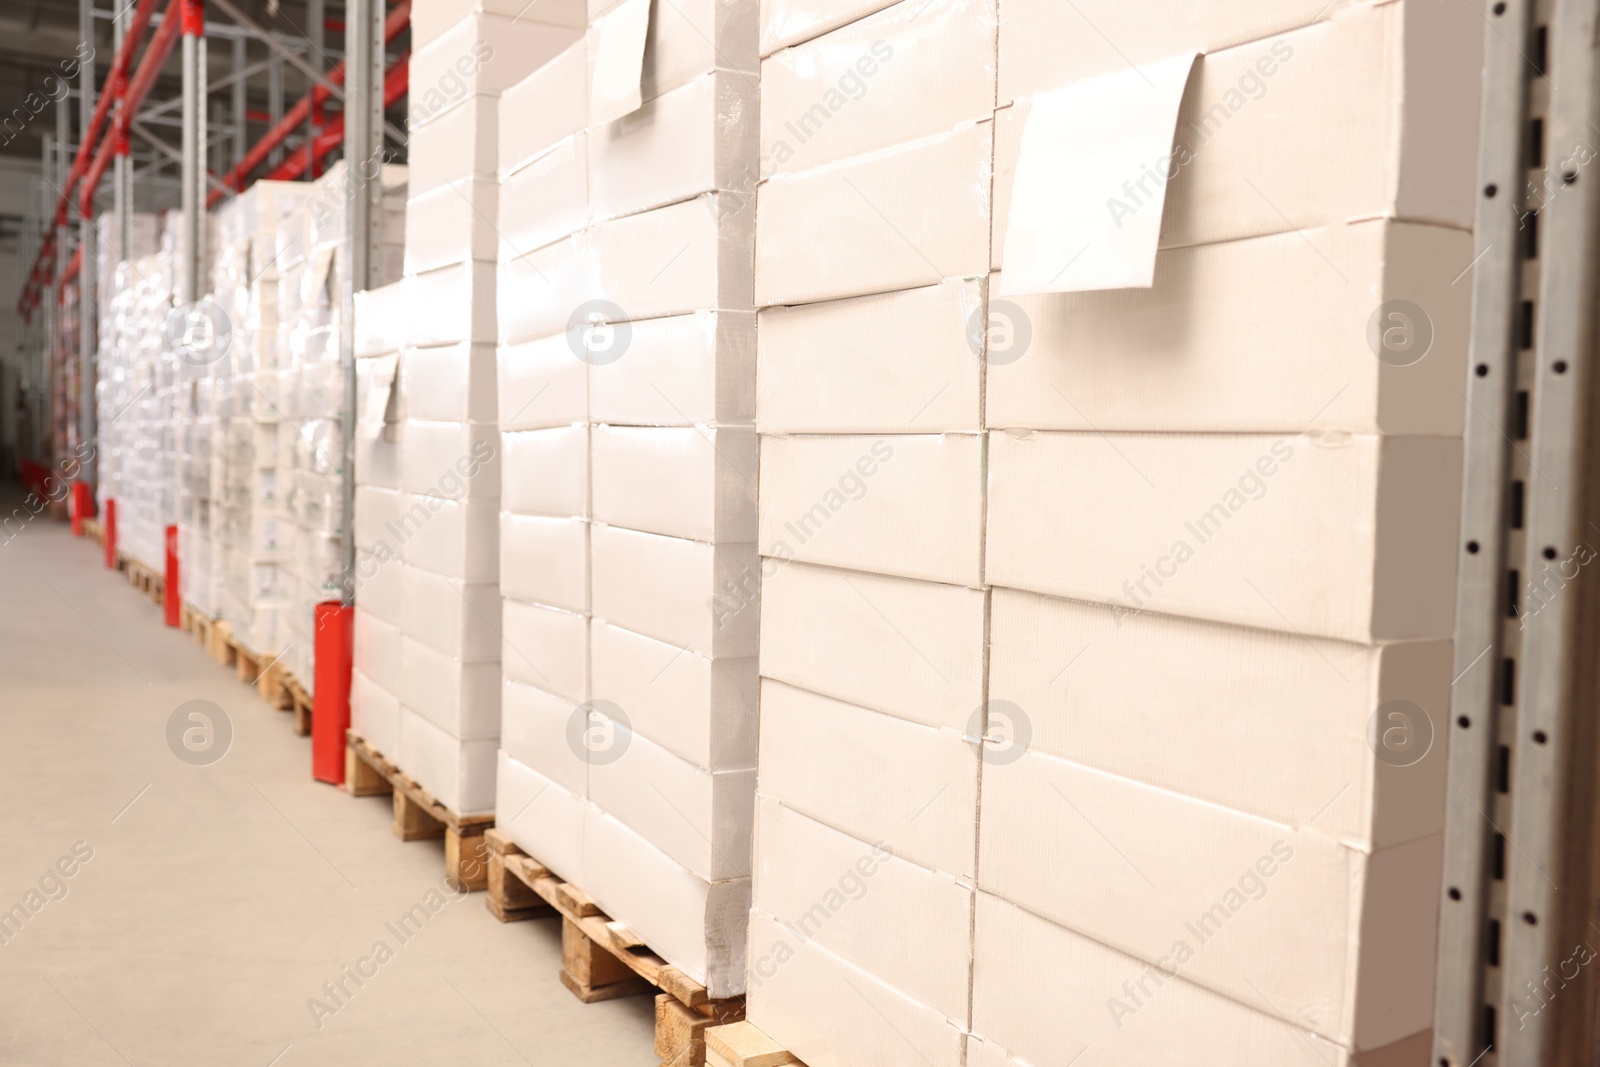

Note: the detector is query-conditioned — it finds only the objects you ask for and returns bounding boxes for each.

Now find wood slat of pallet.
[705,1022,799,1067]
[284,677,313,737]
[657,994,718,1067]
[210,621,235,667]
[344,733,492,892]
[560,917,653,1002]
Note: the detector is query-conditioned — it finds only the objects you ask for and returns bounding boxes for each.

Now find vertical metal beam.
[307,0,325,179]
[39,131,54,464]
[340,0,383,602]
[267,53,283,167]
[180,0,204,304]
[113,0,130,252]
[79,0,96,481]
[232,35,246,170]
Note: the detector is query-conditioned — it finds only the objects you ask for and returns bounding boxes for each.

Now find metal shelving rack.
[1437,1,1600,1064]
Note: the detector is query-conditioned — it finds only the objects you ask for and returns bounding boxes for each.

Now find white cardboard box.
[502,424,590,518]
[410,13,582,125]
[502,596,589,703]
[498,232,597,347]
[591,424,757,542]
[399,494,501,582]
[590,616,756,770]
[400,566,501,662]
[353,609,402,694]
[589,71,759,223]
[498,333,589,431]
[593,193,755,319]
[500,675,587,795]
[760,561,985,733]
[498,134,589,259]
[991,4,1480,267]
[399,635,502,739]
[406,94,498,197]
[397,707,498,815]
[758,680,975,877]
[399,343,499,424]
[405,261,498,346]
[757,278,982,434]
[985,430,1461,643]
[411,0,583,51]
[499,512,589,612]
[984,221,1472,434]
[404,178,500,274]
[589,523,758,656]
[757,0,898,56]
[752,796,972,1020]
[979,752,1442,1048]
[759,0,995,177]
[399,420,501,499]
[588,310,756,427]
[351,667,401,757]
[499,40,588,178]
[755,121,992,307]
[758,434,982,587]
[496,749,587,883]
[990,588,1450,850]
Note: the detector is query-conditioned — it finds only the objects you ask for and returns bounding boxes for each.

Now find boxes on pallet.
[744,0,1479,1064]
[487,0,759,999]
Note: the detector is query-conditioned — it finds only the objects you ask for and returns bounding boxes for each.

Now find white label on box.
[1001,51,1197,294]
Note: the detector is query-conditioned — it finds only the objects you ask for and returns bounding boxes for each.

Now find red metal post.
[312,601,354,784]
[103,498,117,568]
[164,524,181,626]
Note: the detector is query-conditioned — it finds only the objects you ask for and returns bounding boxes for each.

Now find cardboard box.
[991,4,1481,268]
[498,333,589,431]
[589,724,756,880]
[757,0,898,56]
[590,616,757,770]
[399,420,501,499]
[758,433,983,587]
[759,561,984,732]
[590,0,758,122]
[499,512,589,611]
[583,805,752,998]
[496,749,587,884]
[409,13,582,128]
[986,431,1460,643]
[592,193,755,319]
[405,261,498,346]
[404,178,500,274]
[758,680,976,877]
[979,752,1443,1047]
[502,596,589,702]
[756,278,982,434]
[351,667,401,756]
[747,908,965,1067]
[760,0,995,177]
[591,424,757,542]
[588,310,755,427]
[410,0,583,51]
[755,121,992,307]
[399,635,501,739]
[984,222,1472,434]
[498,133,589,258]
[589,71,759,223]
[353,609,402,693]
[590,523,758,655]
[400,566,501,662]
[398,707,498,815]
[352,549,404,625]
[502,424,589,517]
[990,588,1450,850]
[399,494,501,581]
[354,283,410,356]
[354,485,402,550]
[499,40,588,178]
[407,93,499,196]
[970,893,1351,1067]
[500,675,587,795]
[498,232,597,347]
[399,343,499,424]
[752,796,972,1019]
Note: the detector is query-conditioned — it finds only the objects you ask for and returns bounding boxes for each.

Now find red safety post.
[103,499,117,568]
[164,524,181,627]
[312,600,354,784]
[70,481,93,536]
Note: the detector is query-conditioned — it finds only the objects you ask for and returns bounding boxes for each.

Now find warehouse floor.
[0,485,655,1066]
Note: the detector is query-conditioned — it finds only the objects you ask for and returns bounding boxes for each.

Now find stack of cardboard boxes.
[491,0,759,997]
[748,1,1478,1065]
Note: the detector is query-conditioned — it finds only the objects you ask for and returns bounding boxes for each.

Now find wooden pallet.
[181,603,214,650]
[344,732,492,892]
[283,673,313,736]
[704,1022,801,1067]
[83,518,104,545]
[124,559,164,605]
[209,619,236,668]
[482,829,745,1066]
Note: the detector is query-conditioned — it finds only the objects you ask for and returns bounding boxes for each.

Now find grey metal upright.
[113,1,131,259]
[340,0,383,603]
[79,0,96,480]
[1434,0,1600,1064]
[179,0,204,305]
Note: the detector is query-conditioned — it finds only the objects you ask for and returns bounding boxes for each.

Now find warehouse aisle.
[0,487,656,1067]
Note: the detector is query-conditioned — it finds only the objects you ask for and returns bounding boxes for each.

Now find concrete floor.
[0,488,656,1066]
